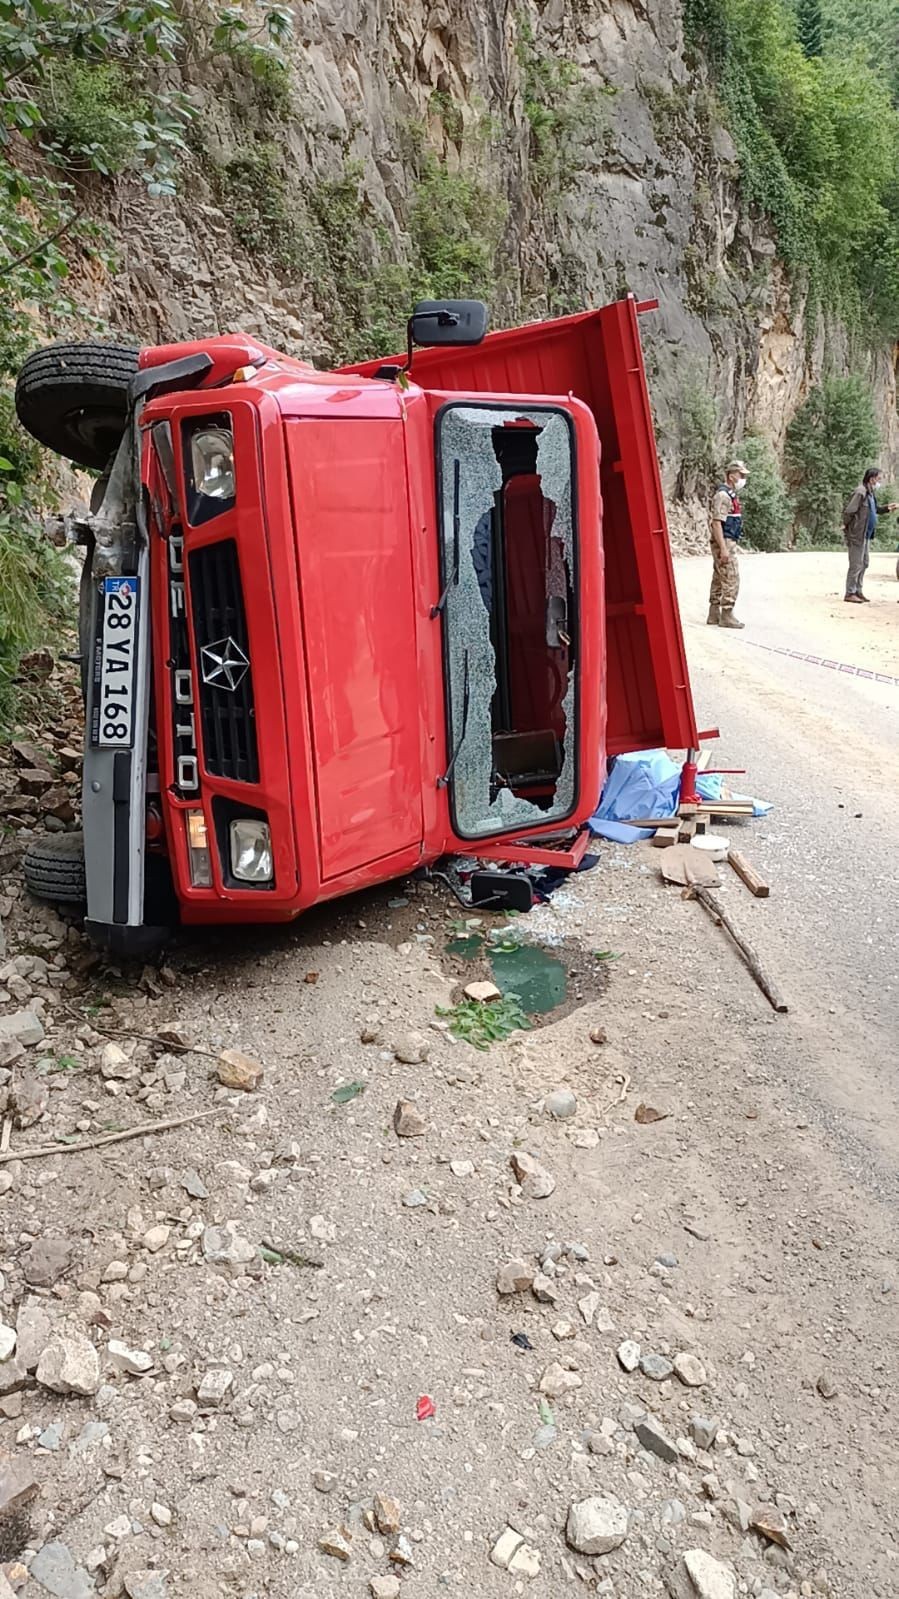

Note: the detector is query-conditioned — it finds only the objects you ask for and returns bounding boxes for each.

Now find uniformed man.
[707,459,748,629]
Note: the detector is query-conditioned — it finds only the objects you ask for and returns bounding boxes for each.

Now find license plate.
[93,576,141,748]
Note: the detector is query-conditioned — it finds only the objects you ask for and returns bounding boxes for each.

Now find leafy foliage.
[0,0,292,720]
[437,995,532,1051]
[685,0,899,336]
[737,433,795,549]
[0,395,73,726]
[515,18,615,196]
[785,376,880,542]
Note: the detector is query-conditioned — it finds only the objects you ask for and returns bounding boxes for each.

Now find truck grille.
[188,539,259,783]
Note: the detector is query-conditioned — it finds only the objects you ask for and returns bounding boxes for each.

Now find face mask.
[735,477,747,491]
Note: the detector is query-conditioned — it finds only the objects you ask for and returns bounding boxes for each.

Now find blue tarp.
[588,749,772,843]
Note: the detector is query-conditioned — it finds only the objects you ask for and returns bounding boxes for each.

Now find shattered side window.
[437,403,577,839]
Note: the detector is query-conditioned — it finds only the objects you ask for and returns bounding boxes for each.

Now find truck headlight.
[190,426,235,501]
[229,819,273,883]
[186,809,213,888]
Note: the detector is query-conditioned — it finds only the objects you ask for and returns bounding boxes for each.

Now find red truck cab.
[17,296,698,952]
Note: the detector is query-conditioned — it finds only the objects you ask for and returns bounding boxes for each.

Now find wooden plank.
[728,848,770,898]
[651,824,679,848]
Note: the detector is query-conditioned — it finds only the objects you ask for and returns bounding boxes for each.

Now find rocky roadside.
[0,664,895,1599]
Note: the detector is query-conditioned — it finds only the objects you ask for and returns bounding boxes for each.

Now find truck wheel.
[15,341,140,470]
[23,832,87,907]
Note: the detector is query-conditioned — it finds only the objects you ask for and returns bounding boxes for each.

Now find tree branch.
[0,209,82,277]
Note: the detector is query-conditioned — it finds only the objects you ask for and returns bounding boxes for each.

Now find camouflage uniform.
[709,485,741,620]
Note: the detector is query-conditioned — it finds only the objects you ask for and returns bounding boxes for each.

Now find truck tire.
[23,832,87,907]
[15,341,140,470]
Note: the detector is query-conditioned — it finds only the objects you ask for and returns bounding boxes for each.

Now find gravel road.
[0,549,897,1599]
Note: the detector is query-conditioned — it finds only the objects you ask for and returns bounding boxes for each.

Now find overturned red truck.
[15,295,700,953]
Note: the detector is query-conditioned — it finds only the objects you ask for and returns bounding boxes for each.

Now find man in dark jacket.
[842,467,898,603]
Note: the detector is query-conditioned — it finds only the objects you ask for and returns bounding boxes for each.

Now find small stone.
[9,1070,49,1128]
[463,980,501,1003]
[691,1415,718,1451]
[181,1169,208,1199]
[617,1339,641,1372]
[816,1373,837,1399]
[565,1496,629,1555]
[635,1414,679,1465]
[531,1272,558,1305]
[573,1128,600,1149]
[639,1352,673,1381]
[0,1011,43,1049]
[99,1042,132,1079]
[0,1325,16,1362]
[373,1492,401,1535]
[749,1504,791,1550]
[393,1099,427,1137]
[490,1525,542,1577]
[151,1503,172,1527]
[552,1320,577,1341]
[142,1224,170,1253]
[217,1049,264,1091]
[539,1362,582,1398]
[0,1455,39,1532]
[509,1150,555,1199]
[108,1339,153,1377]
[104,1514,132,1540]
[393,1033,429,1065]
[29,1541,93,1599]
[677,1549,736,1599]
[36,1332,100,1396]
[169,1398,197,1422]
[545,1087,577,1119]
[38,1423,62,1451]
[102,1261,129,1283]
[201,1222,257,1275]
[673,1352,707,1388]
[402,1189,428,1208]
[370,1579,400,1599]
[197,1368,233,1406]
[578,1291,601,1326]
[450,1159,474,1177]
[388,1534,414,1567]
[656,1253,679,1268]
[319,1527,352,1560]
[313,1470,338,1494]
[124,1574,167,1599]
[496,1258,535,1295]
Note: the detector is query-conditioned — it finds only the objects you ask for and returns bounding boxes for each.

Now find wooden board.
[728,848,770,897]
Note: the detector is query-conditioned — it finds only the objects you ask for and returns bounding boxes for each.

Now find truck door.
[286,418,423,880]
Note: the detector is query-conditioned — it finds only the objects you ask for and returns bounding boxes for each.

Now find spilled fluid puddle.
[444,930,606,1028]
[489,940,567,1014]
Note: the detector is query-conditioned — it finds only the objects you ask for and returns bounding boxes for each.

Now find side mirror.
[469,870,534,913]
[409,299,488,350]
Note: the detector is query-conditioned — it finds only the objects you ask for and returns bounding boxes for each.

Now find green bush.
[217,143,302,268]
[737,433,794,549]
[39,61,144,176]
[0,393,73,728]
[410,155,506,303]
[785,375,880,542]
[516,19,614,194]
[670,366,719,492]
[684,0,899,336]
